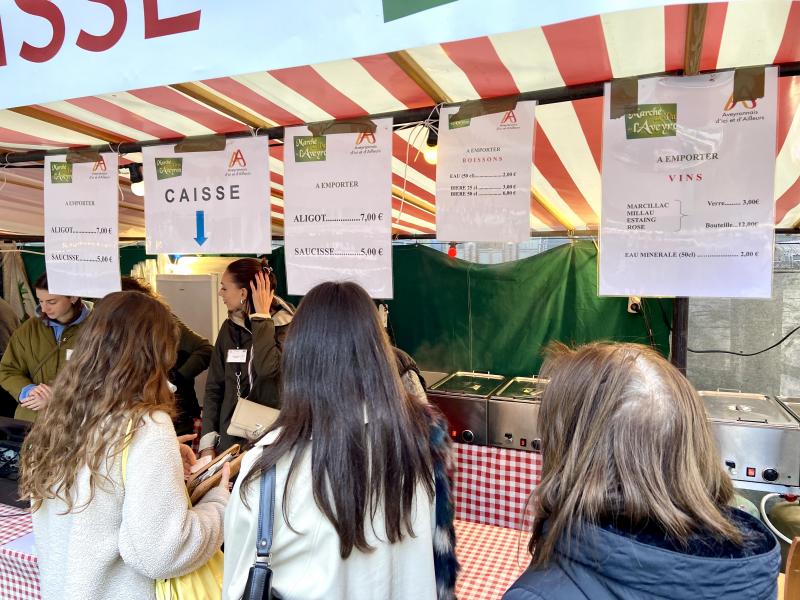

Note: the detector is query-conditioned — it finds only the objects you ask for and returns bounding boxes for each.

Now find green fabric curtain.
[274,241,672,377]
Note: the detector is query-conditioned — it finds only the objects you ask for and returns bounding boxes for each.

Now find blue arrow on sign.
[194,211,208,246]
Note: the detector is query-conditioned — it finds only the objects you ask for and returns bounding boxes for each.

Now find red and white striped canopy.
[1,1,799,237]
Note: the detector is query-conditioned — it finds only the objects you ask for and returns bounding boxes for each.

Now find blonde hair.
[20,291,178,512]
[529,342,741,566]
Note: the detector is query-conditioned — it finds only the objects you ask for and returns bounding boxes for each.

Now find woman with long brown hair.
[504,342,779,600]
[222,281,458,600]
[20,291,230,600]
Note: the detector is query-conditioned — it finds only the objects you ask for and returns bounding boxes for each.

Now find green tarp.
[274,240,672,376]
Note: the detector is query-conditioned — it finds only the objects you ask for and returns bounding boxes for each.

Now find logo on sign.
[294,136,326,162]
[355,132,376,145]
[448,114,471,129]
[500,111,517,124]
[497,109,521,131]
[50,162,73,184]
[624,104,677,139]
[89,155,112,180]
[226,148,250,176]
[229,149,247,168]
[724,95,757,111]
[155,157,183,180]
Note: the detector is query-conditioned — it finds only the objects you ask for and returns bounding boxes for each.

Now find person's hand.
[218,462,231,492]
[21,385,51,411]
[250,271,274,315]
[177,434,197,477]
[200,448,216,460]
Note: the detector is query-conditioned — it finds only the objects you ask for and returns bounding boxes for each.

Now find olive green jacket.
[0,306,91,421]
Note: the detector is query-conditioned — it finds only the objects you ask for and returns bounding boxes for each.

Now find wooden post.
[671,3,707,373]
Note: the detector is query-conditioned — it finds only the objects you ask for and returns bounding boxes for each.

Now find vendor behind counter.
[0,273,91,421]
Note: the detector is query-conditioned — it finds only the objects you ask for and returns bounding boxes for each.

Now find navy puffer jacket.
[503,509,779,600]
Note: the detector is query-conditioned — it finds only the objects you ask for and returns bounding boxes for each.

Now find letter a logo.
[92,156,107,172]
[500,110,517,124]
[356,132,376,145]
[229,149,247,168]
[724,95,757,111]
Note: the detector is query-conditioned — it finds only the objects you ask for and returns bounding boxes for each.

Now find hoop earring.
[240,298,245,305]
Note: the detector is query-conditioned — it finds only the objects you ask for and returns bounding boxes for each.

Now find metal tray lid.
[429,371,506,398]
[776,396,800,420]
[698,390,797,426]
[492,376,546,400]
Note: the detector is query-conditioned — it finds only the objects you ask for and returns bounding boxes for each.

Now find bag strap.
[255,448,276,562]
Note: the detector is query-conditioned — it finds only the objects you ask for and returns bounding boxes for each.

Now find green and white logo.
[50,162,73,184]
[154,157,183,180]
[625,104,677,139]
[294,136,327,162]
[448,115,471,130]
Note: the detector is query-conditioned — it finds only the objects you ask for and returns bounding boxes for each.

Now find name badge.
[65,349,74,361]
[227,349,247,363]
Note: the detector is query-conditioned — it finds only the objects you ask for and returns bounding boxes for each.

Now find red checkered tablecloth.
[0,507,526,600]
[0,504,39,600]
[455,519,531,600]
[452,443,541,530]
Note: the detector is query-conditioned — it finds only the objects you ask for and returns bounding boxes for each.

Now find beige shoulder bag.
[227,363,279,440]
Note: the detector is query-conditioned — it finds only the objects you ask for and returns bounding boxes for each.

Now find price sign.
[44,153,121,297]
[283,120,393,298]
[436,101,535,242]
[599,69,777,298]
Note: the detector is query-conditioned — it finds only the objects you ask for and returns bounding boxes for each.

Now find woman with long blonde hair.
[504,342,779,600]
[20,291,230,600]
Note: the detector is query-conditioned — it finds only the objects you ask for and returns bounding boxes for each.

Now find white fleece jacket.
[32,411,229,600]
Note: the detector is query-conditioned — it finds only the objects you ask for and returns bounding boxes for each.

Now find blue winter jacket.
[503,509,780,600]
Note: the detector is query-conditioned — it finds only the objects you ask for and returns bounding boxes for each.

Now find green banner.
[382,0,457,22]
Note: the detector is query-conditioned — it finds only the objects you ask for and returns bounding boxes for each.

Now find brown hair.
[225,258,277,314]
[529,342,741,566]
[120,276,155,297]
[20,291,178,512]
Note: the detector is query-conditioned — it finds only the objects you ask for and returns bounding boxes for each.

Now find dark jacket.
[170,317,213,435]
[503,509,779,600]
[202,314,288,452]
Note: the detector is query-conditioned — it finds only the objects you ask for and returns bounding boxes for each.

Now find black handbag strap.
[256,451,276,561]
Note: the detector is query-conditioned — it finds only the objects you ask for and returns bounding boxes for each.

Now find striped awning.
[1,1,799,236]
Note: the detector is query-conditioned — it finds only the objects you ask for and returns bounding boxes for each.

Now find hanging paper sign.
[599,68,777,298]
[143,137,271,254]
[283,119,393,298]
[435,101,535,242]
[44,153,121,297]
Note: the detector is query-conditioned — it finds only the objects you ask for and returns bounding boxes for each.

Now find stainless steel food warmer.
[699,390,800,488]
[488,377,546,452]
[427,372,507,445]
